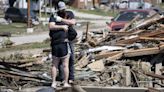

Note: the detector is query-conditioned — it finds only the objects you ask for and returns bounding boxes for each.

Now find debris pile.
[74,14,164,88]
[0,53,52,90]
[0,13,163,91]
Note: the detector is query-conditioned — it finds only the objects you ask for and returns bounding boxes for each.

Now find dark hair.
[57,10,67,18]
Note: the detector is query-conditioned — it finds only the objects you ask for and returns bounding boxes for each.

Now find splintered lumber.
[0,62,49,81]
[131,16,164,31]
[87,32,110,47]
[116,36,139,45]
[123,66,131,86]
[139,37,164,41]
[124,45,164,57]
[0,66,38,78]
[109,30,145,36]
[131,70,139,87]
[155,63,162,88]
[139,30,164,37]
[94,51,122,60]
[17,58,38,64]
[3,58,38,66]
[18,58,43,68]
[133,70,164,85]
[75,70,95,80]
[87,33,98,47]
[87,60,105,72]
[109,31,133,36]
[0,61,28,71]
[115,30,164,45]
[74,55,89,70]
[106,52,123,60]
[144,72,164,80]
[19,62,35,67]
[120,15,139,32]
[0,73,49,83]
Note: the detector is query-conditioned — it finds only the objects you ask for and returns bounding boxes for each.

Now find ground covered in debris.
[0,12,164,92]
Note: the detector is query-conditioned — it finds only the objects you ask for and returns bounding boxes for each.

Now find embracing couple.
[48,1,77,89]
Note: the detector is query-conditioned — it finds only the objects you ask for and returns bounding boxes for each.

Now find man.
[55,1,76,84]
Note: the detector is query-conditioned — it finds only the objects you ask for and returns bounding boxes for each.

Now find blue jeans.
[57,42,74,81]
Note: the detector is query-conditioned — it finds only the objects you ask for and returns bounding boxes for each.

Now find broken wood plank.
[144,72,164,80]
[0,61,28,71]
[139,30,164,37]
[123,66,131,86]
[0,73,49,83]
[155,63,162,88]
[139,37,164,41]
[94,51,122,60]
[106,52,123,60]
[109,31,133,36]
[116,36,140,45]
[87,60,105,72]
[0,66,38,78]
[131,70,140,87]
[74,55,90,70]
[124,45,164,57]
[130,16,164,31]
[87,33,98,47]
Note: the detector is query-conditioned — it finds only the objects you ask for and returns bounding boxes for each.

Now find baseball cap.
[58,1,66,10]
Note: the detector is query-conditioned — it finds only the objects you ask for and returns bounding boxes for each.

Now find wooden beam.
[123,66,131,86]
[155,63,162,88]
[140,30,164,37]
[94,51,122,60]
[106,52,123,60]
[124,45,164,57]
[116,36,140,45]
[87,33,98,47]
[144,72,164,80]
[109,31,132,36]
[139,37,164,41]
[130,16,164,31]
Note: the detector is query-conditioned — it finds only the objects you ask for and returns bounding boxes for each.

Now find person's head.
[58,1,66,11]
[57,1,67,18]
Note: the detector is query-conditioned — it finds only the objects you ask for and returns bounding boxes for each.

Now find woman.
[48,8,71,88]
